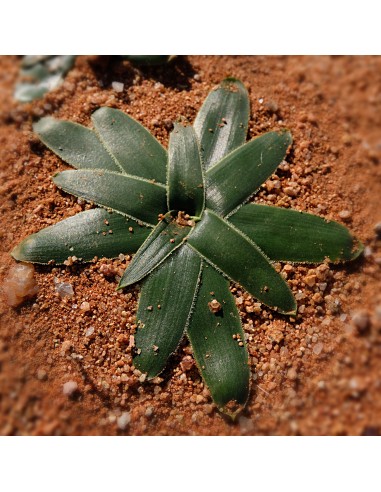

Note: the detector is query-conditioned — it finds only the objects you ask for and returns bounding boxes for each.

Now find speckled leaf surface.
[92,107,167,183]
[34,117,120,172]
[194,78,250,171]
[134,246,202,378]
[205,130,292,217]
[188,209,297,315]
[167,124,204,216]
[187,263,249,415]
[11,209,151,264]
[229,204,364,263]
[53,169,167,226]
[118,212,190,289]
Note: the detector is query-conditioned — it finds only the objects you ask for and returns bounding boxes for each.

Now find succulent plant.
[12,79,363,416]
[14,55,76,102]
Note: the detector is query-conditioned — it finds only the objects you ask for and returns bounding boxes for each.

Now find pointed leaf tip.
[194,78,250,171]
[187,263,250,413]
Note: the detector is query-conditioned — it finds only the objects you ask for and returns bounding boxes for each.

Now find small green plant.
[12,79,362,416]
[14,55,76,102]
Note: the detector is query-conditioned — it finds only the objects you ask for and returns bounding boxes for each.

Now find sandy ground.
[0,55,380,435]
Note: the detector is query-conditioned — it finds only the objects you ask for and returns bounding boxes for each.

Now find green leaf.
[20,63,50,81]
[167,124,204,216]
[188,209,297,315]
[205,130,292,217]
[229,204,364,263]
[11,208,151,265]
[14,83,48,103]
[15,56,76,103]
[193,78,250,171]
[34,117,120,172]
[91,107,167,183]
[53,169,167,227]
[187,263,250,416]
[118,212,190,289]
[134,245,202,378]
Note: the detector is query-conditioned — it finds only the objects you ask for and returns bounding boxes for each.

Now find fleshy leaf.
[167,124,204,216]
[187,263,250,416]
[118,212,190,289]
[229,204,364,263]
[11,208,151,265]
[91,107,167,183]
[53,169,167,227]
[187,209,297,315]
[205,130,292,217]
[14,84,49,103]
[194,78,250,171]
[14,56,76,103]
[134,246,202,378]
[34,117,120,172]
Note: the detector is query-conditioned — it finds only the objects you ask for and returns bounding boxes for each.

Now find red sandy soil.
[0,55,380,435]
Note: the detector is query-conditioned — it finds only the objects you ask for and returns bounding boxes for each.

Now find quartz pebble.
[117,412,131,430]
[111,81,124,92]
[54,278,74,298]
[3,263,38,307]
[80,301,90,312]
[62,381,78,396]
[85,326,95,337]
[338,210,352,220]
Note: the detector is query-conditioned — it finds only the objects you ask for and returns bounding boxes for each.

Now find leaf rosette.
[11,78,363,415]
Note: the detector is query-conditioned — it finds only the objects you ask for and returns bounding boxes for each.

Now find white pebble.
[85,326,95,337]
[112,81,124,92]
[338,210,351,220]
[80,301,90,311]
[54,278,74,298]
[145,407,154,418]
[62,381,78,396]
[117,412,131,430]
[363,246,373,258]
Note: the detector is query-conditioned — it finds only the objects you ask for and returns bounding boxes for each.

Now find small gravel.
[111,81,124,93]
[62,381,78,396]
[338,210,352,220]
[54,278,74,299]
[117,412,131,430]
